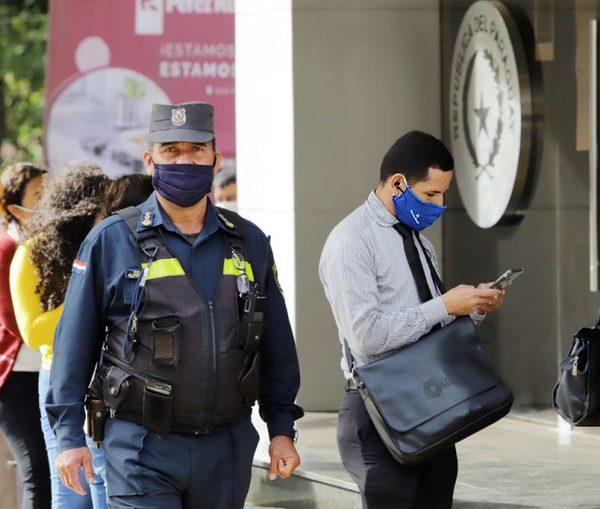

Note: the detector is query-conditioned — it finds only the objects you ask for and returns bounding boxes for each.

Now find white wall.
[235,0,297,331]
[236,0,442,410]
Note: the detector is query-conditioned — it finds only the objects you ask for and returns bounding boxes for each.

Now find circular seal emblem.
[449,1,531,228]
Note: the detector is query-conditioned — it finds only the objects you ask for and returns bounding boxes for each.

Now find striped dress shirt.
[319,191,483,378]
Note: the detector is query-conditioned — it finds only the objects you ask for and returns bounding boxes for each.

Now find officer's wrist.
[271,428,298,444]
[266,414,296,441]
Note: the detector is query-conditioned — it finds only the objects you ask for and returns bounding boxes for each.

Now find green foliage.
[0,0,48,166]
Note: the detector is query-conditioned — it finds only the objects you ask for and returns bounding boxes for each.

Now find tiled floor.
[248,409,600,509]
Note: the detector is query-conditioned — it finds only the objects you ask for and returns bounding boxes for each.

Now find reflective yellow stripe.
[141,259,185,280]
[222,259,255,282]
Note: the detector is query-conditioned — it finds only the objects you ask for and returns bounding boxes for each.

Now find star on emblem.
[473,94,490,138]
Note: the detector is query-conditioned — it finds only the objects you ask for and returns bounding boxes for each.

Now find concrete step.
[246,460,360,509]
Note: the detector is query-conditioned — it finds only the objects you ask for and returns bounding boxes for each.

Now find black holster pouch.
[102,365,133,409]
[143,381,173,434]
[239,351,261,406]
[238,291,265,406]
[85,397,108,446]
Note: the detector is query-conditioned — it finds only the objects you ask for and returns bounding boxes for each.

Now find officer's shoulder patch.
[140,211,154,227]
[217,212,235,229]
[72,259,88,275]
[272,263,284,297]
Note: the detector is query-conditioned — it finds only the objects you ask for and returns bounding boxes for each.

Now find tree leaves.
[0,0,48,166]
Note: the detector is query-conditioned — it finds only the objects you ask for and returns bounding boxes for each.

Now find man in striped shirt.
[319,131,506,509]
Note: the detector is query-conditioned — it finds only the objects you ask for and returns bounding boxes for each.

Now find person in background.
[319,131,507,509]
[102,174,153,217]
[10,162,110,509]
[0,162,51,508]
[213,166,237,211]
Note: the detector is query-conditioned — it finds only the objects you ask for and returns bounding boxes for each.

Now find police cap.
[148,102,214,144]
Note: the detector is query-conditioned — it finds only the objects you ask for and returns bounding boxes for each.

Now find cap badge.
[171,108,186,126]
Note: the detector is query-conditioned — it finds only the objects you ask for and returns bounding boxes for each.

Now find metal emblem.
[171,108,186,126]
[449,1,532,228]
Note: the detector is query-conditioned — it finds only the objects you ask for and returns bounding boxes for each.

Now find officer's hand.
[441,284,503,316]
[267,435,300,480]
[474,282,506,314]
[56,446,94,495]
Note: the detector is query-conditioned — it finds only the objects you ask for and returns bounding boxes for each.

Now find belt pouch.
[143,384,172,434]
[102,366,132,409]
[151,316,181,366]
[239,351,261,406]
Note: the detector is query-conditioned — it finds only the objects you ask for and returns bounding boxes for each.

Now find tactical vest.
[97,208,262,434]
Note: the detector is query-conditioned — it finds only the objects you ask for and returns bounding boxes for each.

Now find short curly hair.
[0,162,47,227]
[28,162,110,311]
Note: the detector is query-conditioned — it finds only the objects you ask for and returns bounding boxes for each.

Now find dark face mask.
[151,162,215,208]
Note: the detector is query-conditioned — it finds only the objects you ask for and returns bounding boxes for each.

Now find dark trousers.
[338,390,458,509]
[103,416,259,509]
[0,371,51,509]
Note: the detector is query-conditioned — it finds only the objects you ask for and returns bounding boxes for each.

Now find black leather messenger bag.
[345,316,514,465]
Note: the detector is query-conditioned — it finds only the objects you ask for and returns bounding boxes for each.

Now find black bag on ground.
[347,316,514,465]
[553,316,600,426]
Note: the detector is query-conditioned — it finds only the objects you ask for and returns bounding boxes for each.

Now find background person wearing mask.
[0,162,50,508]
[319,131,507,509]
[213,166,237,211]
[10,163,110,509]
[47,101,303,509]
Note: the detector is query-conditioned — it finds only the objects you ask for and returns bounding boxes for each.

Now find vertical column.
[235,1,297,330]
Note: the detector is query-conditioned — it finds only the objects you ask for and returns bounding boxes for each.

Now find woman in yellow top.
[10,163,110,509]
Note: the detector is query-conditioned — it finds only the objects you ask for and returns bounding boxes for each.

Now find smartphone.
[490,268,524,289]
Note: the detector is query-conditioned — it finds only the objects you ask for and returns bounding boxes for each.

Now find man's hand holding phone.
[441,284,504,316]
[441,268,522,316]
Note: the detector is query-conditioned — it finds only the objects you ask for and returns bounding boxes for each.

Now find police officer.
[46,102,304,509]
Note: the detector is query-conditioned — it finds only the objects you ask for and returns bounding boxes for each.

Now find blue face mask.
[152,162,214,208]
[392,179,446,231]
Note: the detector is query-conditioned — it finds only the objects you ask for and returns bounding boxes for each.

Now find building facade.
[236,0,600,411]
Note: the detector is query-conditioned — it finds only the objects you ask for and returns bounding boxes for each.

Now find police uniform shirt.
[47,193,301,452]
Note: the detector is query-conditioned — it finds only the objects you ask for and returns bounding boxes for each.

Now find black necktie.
[393,223,446,303]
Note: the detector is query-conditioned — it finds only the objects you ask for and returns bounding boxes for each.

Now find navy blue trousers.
[337,390,458,509]
[103,417,259,509]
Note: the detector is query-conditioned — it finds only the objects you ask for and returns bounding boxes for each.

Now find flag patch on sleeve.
[72,259,88,274]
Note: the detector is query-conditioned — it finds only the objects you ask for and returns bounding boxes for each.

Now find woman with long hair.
[0,162,51,508]
[10,162,110,509]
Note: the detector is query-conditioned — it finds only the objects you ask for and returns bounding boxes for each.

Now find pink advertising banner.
[45,0,235,176]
